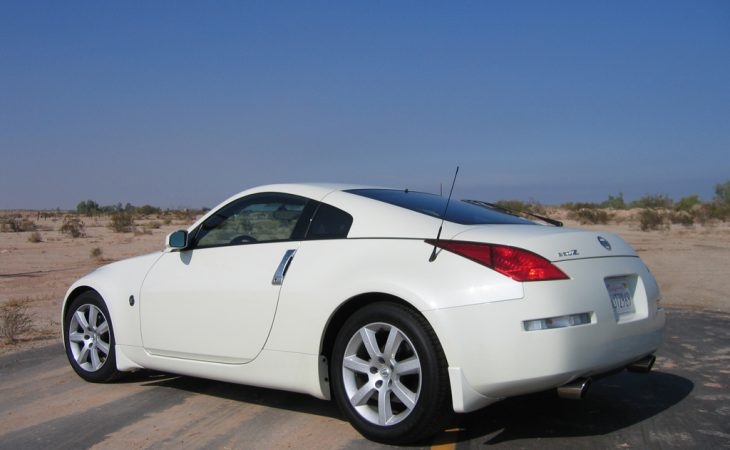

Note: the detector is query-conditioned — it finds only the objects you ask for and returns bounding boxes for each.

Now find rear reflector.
[524,312,592,331]
[425,240,569,282]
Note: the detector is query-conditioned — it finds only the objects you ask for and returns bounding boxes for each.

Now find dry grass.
[0,299,34,344]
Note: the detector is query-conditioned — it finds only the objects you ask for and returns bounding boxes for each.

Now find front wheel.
[331,302,450,444]
[64,291,120,382]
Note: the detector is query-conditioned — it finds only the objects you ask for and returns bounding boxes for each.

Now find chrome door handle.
[272,249,297,285]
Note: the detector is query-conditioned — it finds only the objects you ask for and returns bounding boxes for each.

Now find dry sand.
[1,211,729,355]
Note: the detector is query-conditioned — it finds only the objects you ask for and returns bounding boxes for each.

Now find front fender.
[62,252,164,348]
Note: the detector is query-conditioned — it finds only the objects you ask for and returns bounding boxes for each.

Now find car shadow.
[437,370,694,446]
[115,368,692,447]
[118,370,344,420]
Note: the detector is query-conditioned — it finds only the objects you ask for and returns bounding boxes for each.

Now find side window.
[306,203,353,240]
[194,193,310,249]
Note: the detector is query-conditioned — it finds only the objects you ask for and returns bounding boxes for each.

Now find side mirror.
[167,230,189,249]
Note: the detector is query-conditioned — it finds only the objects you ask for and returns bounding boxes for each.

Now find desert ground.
[1,210,729,355]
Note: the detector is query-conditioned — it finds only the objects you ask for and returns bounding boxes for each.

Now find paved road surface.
[1,308,728,449]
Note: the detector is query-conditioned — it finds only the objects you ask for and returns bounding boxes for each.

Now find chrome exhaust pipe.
[627,354,656,373]
[557,377,591,400]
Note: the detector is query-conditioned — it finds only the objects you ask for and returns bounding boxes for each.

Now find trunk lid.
[450,225,636,262]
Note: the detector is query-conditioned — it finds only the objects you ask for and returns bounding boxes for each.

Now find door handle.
[272,249,297,285]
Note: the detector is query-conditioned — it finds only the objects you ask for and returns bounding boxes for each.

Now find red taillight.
[426,240,569,282]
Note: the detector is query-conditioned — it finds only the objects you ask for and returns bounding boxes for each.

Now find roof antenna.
[429,166,459,262]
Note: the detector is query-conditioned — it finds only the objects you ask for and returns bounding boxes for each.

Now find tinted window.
[194,193,311,248]
[347,189,534,225]
[306,203,353,239]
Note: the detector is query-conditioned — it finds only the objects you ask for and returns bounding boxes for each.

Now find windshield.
[347,189,535,225]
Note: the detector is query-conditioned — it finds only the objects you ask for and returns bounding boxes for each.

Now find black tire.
[331,302,450,444]
[63,290,120,383]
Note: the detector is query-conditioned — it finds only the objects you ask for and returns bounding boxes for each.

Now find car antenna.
[429,166,459,262]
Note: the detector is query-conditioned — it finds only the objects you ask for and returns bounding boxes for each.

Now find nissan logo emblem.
[597,236,612,251]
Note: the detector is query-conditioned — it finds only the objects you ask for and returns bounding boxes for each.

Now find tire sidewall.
[331,302,447,444]
[63,291,119,383]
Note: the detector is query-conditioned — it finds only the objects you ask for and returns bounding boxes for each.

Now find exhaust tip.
[557,377,591,400]
[627,354,656,373]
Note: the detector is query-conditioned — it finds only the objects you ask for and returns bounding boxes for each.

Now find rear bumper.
[423,256,665,413]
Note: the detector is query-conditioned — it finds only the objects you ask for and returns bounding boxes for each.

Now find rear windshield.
[347,189,535,225]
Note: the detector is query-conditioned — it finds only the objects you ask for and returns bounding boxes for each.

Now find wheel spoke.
[378,386,394,425]
[359,327,381,360]
[88,306,100,329]
[69,331,85,343]
[90,346,102,370]
[391,380,417,410]
[97,339,110,356]
[74,310,89,331]
[76,344,90,365]
[96,320,109,335]
[350,381,376,406]
[382,327,403,362]
[394,356,421,376]
[343,355,371,375]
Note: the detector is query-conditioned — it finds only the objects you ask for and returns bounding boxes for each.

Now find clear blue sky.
[2,1,728,210]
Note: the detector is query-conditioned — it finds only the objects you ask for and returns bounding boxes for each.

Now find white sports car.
[62,183,664,443]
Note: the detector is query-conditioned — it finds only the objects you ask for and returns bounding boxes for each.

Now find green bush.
[715,180,730,205]
[675,195,701,212]
[601,193,627,209]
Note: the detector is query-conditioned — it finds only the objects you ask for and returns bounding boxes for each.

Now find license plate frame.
[605,276,635,316]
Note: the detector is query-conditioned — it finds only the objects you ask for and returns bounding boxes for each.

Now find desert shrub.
[60,217,86,238]
[148,221,162,229]
[639,209,668,231]
[703,202,730,222]
[110,212,134,233]
[570,208,613,225]
[90,247,103,260]
[1,216,37,232]
[0,300,33,344]
[28,231,43,243]
[136,205,162,217]
[669,211,694,226]
[495,199,547,215]
[631,194,673,209]
[562,202,600,211]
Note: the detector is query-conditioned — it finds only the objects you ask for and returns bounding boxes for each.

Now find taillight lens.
[425,240,569,282]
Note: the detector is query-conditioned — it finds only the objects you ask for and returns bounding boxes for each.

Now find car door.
[139,193,312,364]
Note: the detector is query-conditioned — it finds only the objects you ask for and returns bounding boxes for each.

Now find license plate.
[605,277,635,315]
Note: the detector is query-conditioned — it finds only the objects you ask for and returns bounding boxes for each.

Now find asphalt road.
[1,308,728,449]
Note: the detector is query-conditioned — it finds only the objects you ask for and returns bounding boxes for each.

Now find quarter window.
[306,203,352,240]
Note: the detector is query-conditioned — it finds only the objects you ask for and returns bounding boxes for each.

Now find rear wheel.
[331,302,450,444]
[64,291,120,382]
